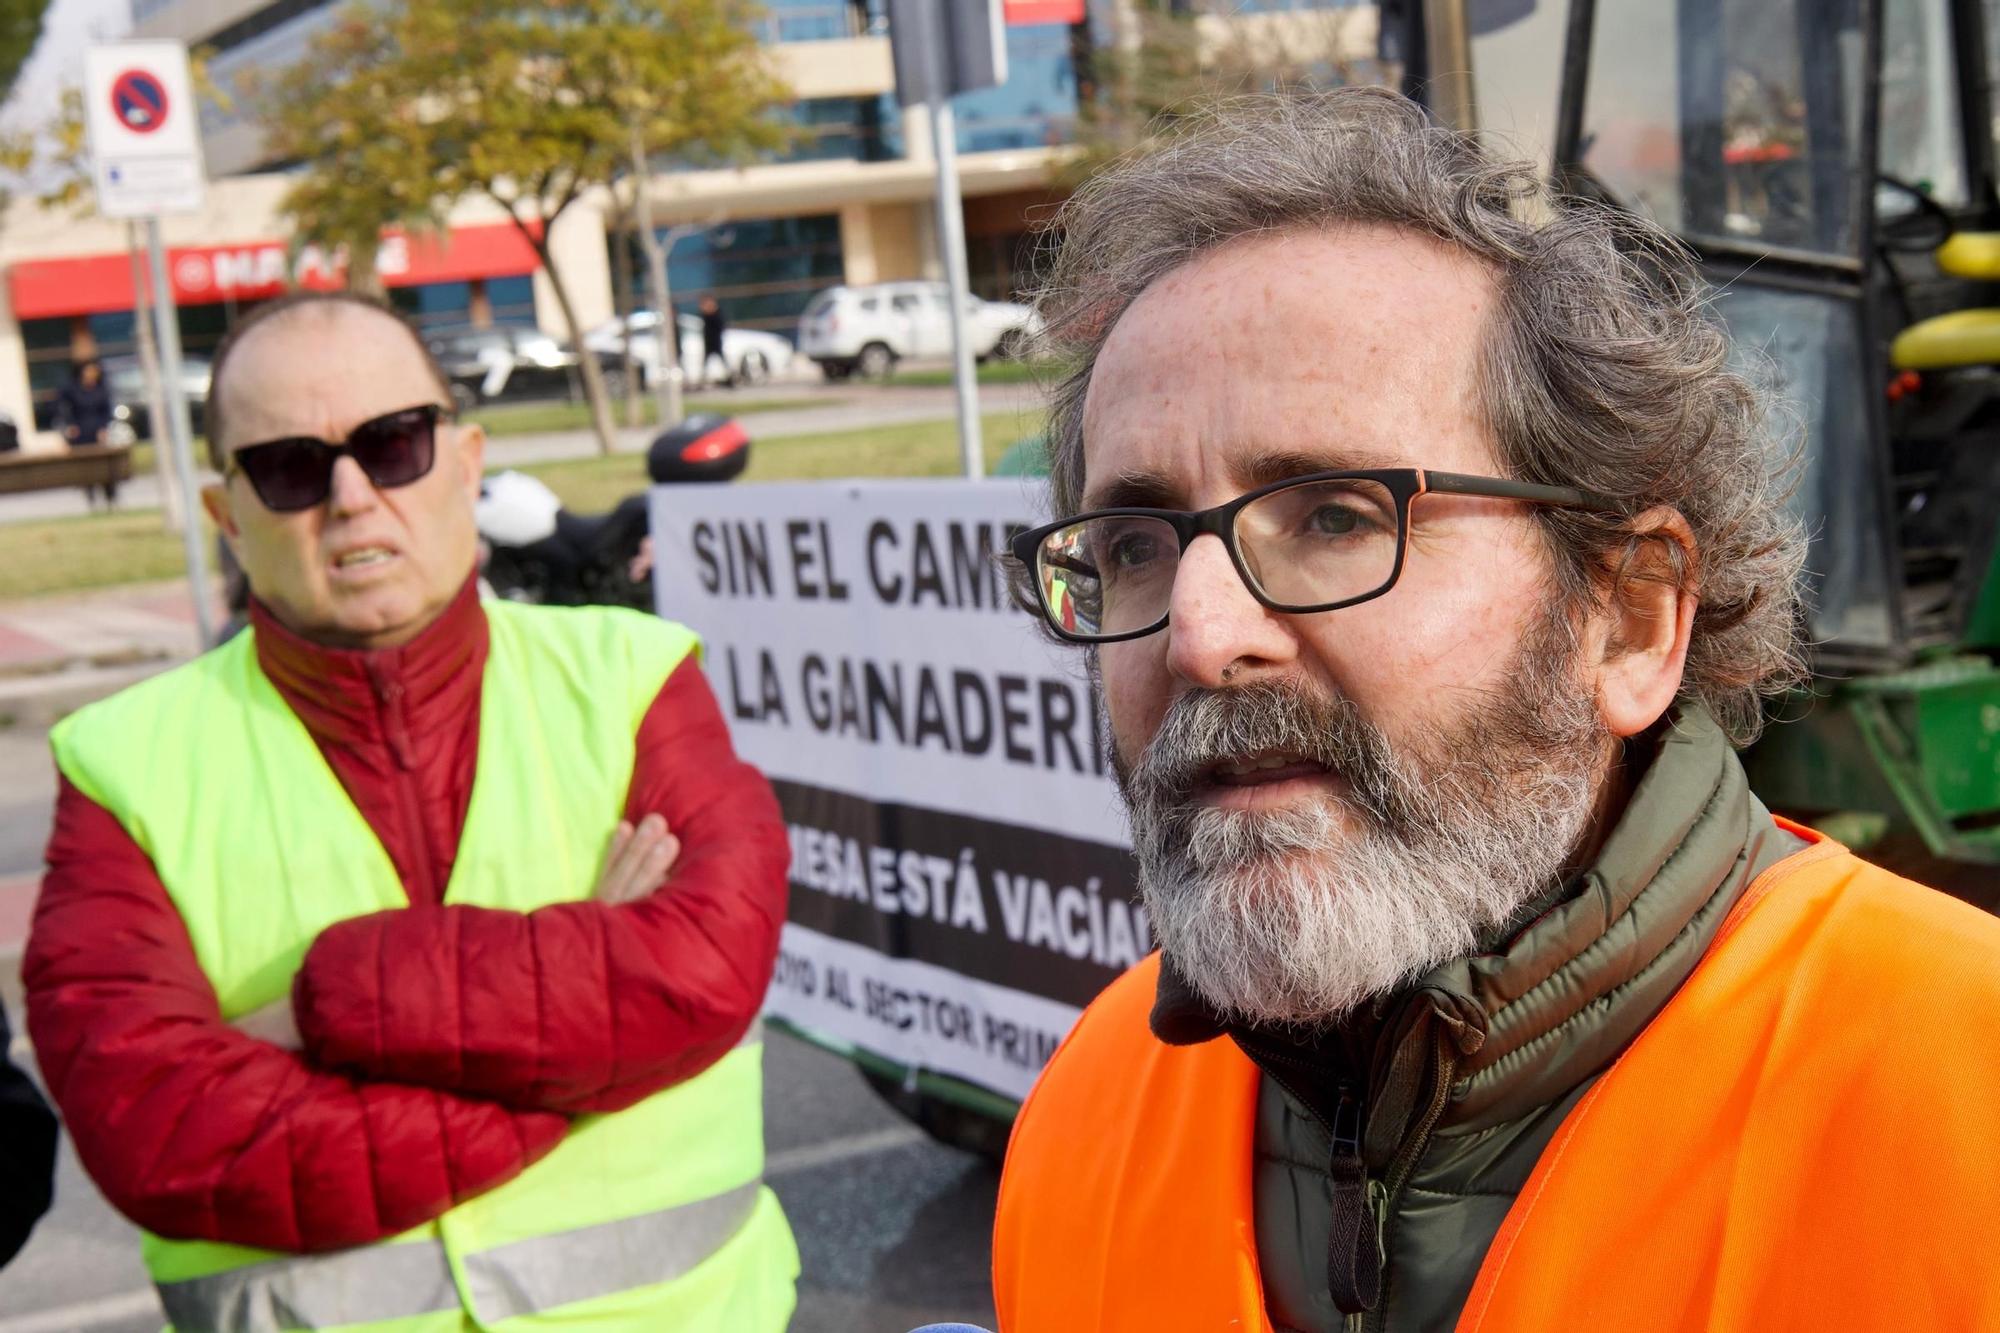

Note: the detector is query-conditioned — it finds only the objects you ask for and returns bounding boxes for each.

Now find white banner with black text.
[650,479,1141,1102]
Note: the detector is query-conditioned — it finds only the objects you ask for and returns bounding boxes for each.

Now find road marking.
[0,1287,162,1333]
[767,1124,927,1178]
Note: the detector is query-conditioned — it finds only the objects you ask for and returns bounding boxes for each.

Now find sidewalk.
[1,869,33,990]
[0,581,210,732]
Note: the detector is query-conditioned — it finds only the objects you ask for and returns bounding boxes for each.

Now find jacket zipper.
[1255,1059,1381,1322]
[1252,996,1477,1329]
[1325,1079,1382,1318]
[1358,1024,1461,1333]
[366,662,433,903]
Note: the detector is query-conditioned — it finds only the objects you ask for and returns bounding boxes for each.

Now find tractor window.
[1988,0,2000,175]
[1469,0,1572,173]
[1710,283,1898,650]
[1582,0,1867,256]
[1879,0,1968,211]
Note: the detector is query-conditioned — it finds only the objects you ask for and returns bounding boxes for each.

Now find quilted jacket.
[23,580,790,1252]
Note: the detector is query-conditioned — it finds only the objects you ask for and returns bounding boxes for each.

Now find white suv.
[797,281,1041,381]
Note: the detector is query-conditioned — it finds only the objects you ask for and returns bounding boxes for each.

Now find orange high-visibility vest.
[993,829,2000,1332]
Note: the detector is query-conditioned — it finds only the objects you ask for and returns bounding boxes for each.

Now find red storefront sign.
[1005,0,1086,24]
[7,221,541,321]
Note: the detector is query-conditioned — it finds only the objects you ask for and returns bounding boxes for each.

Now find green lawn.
[0,410,1046,603]
[470,393,821,438]
[519,410,1046,512]
[890,360,1054,389]
[0,509,212,603]
[121,392,807,461]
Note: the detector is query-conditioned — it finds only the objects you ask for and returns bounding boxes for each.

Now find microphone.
[906,1326,996,1333]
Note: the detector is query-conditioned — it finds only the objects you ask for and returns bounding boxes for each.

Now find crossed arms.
[23,659,788,1252]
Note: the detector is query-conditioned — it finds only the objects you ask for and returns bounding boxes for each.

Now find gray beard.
[1116,617,1608,1028]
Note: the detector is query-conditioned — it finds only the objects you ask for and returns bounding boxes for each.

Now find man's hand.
[233,997,302,1050]
[595,813,680,905]
[627,536,656,584]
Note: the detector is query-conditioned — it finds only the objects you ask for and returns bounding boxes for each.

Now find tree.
[0,0,48,109]
[260,0,791,454]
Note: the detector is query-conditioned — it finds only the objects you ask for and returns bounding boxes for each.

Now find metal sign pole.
[145,217,214,646]
[924,89,984,479]
[125,220,181,533]
[887,0,1004,478]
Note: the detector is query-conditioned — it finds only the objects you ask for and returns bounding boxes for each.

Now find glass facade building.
[618,216,847,336]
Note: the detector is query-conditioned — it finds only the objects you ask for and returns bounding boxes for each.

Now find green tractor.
[1379,0,2000,891]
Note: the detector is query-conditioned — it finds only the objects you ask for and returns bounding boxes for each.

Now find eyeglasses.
[1010,467,1623,644]
[226,403,449,513]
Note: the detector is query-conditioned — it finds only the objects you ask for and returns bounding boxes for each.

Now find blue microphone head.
[905,1325,996,1333]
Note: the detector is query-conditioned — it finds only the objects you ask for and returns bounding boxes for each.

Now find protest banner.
[650,479,1140,1102]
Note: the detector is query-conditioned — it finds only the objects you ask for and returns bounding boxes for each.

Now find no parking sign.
[83,42,206,218]
[109,69,170,133]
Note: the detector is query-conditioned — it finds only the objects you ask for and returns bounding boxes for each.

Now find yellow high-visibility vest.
[53,600,799,1332]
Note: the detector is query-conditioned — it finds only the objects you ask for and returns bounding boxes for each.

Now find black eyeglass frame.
[224,402,453,513]
[1009,467,1625,645]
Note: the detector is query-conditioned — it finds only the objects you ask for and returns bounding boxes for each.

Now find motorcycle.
[478,414,750,610]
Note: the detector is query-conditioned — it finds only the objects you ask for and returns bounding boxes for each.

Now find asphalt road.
[0,719,1001,1333]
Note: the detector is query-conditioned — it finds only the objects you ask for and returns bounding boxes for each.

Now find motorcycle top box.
[649,414,750,484]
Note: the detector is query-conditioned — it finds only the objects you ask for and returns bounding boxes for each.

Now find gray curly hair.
[1030,86,1809,745]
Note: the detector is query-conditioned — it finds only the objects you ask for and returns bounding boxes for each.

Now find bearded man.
[993,89,2000,1333]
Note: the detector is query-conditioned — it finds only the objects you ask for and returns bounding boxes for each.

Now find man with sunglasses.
[992,91,2000,1332]
[24,292,798,1330]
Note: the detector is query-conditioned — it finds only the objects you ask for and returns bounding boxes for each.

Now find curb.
[0,657,182,731]
[0,645,171,682]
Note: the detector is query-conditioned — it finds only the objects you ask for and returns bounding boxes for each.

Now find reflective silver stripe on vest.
[464,1181,763,1321]
[154,1183,764,1331]
[155,1238,460,1332]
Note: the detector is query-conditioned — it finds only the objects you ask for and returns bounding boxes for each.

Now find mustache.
[1120,679,1407,828]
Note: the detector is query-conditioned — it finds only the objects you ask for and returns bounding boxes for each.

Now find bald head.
[206,292,453,467]
[200,291,486,651]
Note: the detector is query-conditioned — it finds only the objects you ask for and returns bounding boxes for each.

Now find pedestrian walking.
[24,291,797,1332]
[698,295,732,388]
[994,88,2000,1333]
[54,359,118,508]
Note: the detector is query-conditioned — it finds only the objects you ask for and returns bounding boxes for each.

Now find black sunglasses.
[1010,467,1623,644]
[226,404,450,513]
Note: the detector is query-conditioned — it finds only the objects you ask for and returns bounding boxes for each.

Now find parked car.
[582,310,795,388]
[102,353,212,445]
[797,282,1041,381]
[424,323,597,403]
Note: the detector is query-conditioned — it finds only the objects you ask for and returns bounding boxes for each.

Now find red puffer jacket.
[24,582,789,1253]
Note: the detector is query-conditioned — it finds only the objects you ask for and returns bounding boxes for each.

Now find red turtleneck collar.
[251,578,488,760]
[248,579,488,905]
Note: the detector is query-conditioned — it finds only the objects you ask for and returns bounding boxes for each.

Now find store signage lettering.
[165,235,412,299]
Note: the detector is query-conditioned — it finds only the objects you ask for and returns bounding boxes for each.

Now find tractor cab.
[1394,0,2000,866]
